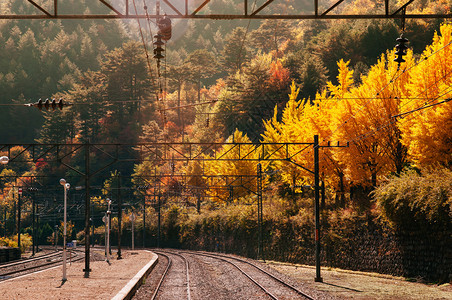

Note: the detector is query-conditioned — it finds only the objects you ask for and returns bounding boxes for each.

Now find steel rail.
[181,250,278,299]
[200,251,314,299]
[153,250,191,300]
[179,250,314,300]
[0,250,82,280]
[0,251,60,269]
[150,251,172,300]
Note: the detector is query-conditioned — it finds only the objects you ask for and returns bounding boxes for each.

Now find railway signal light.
[394,35,409,68]
[25,98,72,111]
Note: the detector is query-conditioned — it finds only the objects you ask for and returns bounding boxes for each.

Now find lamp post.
[106,198,111,264]
[60,178,70,282]
[130,212,135,250]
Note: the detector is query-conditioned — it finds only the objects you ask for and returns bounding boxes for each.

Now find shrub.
[0,234,32,253]
[373,168,452,230]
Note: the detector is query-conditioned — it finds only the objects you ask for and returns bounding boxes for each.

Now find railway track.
[0,249,83,281]
[150,250,191,300]
[185,250,314,300]
[135,249,313,300]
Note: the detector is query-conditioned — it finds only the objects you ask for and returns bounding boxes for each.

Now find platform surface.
[0,249,157,300]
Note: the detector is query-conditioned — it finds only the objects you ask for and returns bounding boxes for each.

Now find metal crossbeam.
[0,0,449,20]
[0,142,313,163]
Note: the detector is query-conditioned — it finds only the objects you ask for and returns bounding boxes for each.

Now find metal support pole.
[55,225,58,250]
[257,163,263,260]
[62,182,68,282]
[143,194,146,248]
[117,173,122,259]
[104,214,107,256]
[131,212,135,250]
[83,142,91,278]
[91,205,94,247]
[157,193,161,248]
[17,191,21,254]
[35,212,39,254]
[106,199,111,263]
[314,135,323,282]
[13,192,16,236]
[32,195,35,256]
[196,194,201,214]
[3,208,6,236]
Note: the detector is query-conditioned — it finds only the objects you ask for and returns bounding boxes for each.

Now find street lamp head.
[65,183,70,189]
[59,178,66,186]
[0,156,9,165]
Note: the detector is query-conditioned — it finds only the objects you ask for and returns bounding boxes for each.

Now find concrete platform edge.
[111,251,159,300]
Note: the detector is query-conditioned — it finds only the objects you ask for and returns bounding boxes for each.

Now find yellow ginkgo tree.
[398,23,452,168]
[330,52,413,186]
[203,129,267,203]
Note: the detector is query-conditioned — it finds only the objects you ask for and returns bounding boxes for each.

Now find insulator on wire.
[157,15,172,41]
[26,98,72,111]
[44,98,50,110]
[153,35,164,46]
[394,35,409,67]
[51,98,57,110]
[153,34,165,60]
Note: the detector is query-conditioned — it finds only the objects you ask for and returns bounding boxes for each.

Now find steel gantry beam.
[0,0,450,20]
[0,138,345,281]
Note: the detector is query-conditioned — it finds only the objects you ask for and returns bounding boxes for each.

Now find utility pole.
[60,178,70,283]
[143,193,146,248]
[157,192,161,248]
[106,199,111,264]
[314,135,323,282]
[83,142,91,278]
[117,173,122,259]
[3,208,6,237]
[17,187,22,254]
[35,209,39,254]
[32,192,35,256]
[131,212,135,250]
[257,163,263,260]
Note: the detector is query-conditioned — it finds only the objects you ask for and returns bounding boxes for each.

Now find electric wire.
[236,0,258,73]
[323,39,452,144]
[270,38,452,179]
[132,0,167,127]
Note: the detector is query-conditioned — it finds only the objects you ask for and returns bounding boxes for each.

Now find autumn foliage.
[262,23,452,194]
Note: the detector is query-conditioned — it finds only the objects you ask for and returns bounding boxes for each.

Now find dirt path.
[267,261,452,299]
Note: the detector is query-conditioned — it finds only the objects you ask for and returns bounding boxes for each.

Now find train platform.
[0,249,158,300]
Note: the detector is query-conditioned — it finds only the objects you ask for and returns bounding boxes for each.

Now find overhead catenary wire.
[235,0,259,73]
[323,39,452,144]
[132,0,167,126]
[3,95,452,107]
[278,37,452,175]
[346,74,452,145]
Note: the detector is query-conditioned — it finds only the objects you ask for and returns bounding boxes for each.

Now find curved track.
[139,249,313,300]
[151,250,191,300]
[185,250,313,300]
[0,250,83,281]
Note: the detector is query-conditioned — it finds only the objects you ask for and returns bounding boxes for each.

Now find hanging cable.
[322,39,452,144]
[236,0,258,73]
[140,0,169,126]
[132,0,168,127]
